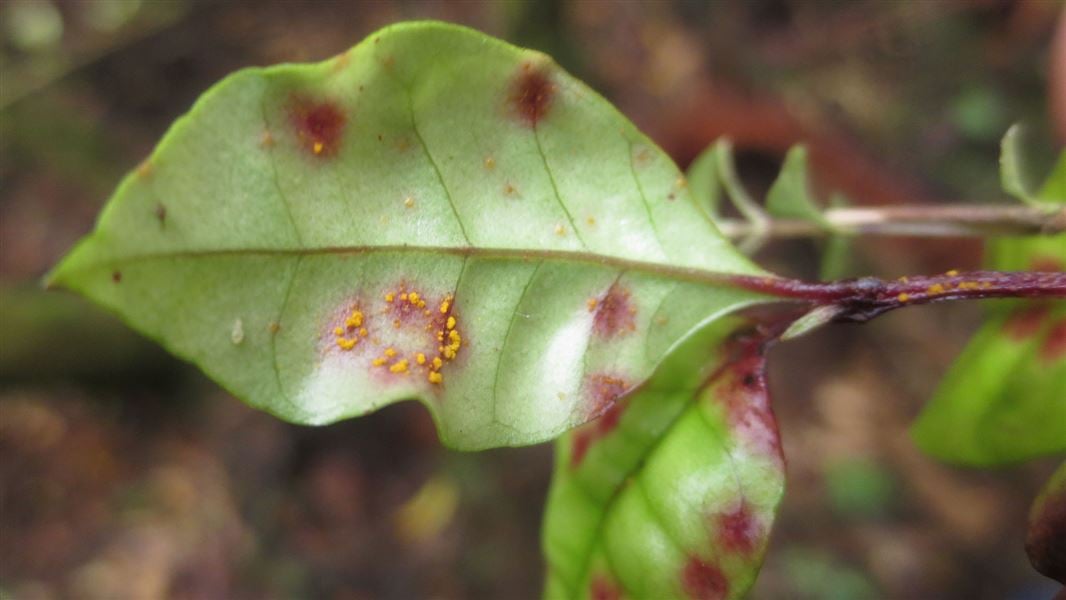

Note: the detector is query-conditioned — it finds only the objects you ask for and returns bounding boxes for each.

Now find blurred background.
[1,1,1064,598]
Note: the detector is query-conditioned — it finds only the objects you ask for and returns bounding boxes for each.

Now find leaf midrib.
[54,244,769,290]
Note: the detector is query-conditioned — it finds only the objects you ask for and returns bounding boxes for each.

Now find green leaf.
[912,127,1066,466]
[48,21,773,450]
[911,302,1066,465]
[685,141,723,220]
[1000,123,1065,206]
[542,317,785,599]
[818,222,853,282]
[1026,462,1066,585]
[765,145,829,228]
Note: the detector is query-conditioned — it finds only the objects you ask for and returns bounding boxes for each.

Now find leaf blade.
[49,21,772,449]
[542,318,786,599]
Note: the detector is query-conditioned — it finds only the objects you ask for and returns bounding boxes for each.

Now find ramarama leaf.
[542,316,785,599]
[912,130,1066,466]
[48,22,775,450]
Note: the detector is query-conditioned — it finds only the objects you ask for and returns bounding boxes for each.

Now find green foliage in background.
[911,133,1066,466]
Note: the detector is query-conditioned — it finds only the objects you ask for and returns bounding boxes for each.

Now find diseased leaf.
[542,317,785,599]
[48,22,774,450]
[1027,462,1066,585]
[912,132,1066,466]
[910,302,1066,465]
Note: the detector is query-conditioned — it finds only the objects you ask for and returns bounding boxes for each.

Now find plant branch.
[730,270,1066,322]
[716,204,1066,239]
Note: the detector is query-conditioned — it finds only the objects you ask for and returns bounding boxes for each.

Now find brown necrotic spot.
[715,500,762,555]
[592,283,637,339]
[509,62,556,128]
[1040,319,1066,363]
[111,271,121,283]
[681,557,729,600]
[288,96,347,158]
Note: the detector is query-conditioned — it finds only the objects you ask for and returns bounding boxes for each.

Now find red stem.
[729,270,1066,322]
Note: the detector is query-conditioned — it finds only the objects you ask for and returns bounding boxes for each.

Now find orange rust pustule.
[509,63,556,128]
[681,557,729,600]
[714,500,762,556]
[592,283,637,339]
[288,96,347,158]
[589,575,623,600]
[1040,319,1066,363]
[1003,305,1052,341]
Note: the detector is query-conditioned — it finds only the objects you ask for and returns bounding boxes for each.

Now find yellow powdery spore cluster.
[334,309,367,350]
[432,295,462,377]
[895,270,993,304]
[368,288,462,386]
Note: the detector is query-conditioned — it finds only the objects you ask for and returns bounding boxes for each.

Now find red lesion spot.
[592,283,637,339]
[1003,305,1051,341]
[704,333,784,466]
[590,575,623,600]
[570,374,631,468]
[715,500,762,555]
[288,96,347,158]
[1039,318,1066,363]
[111,271,122,283]
[509,62,556,128]
[681,557,729,600]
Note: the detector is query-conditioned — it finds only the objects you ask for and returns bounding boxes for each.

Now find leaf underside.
[48,21,771,450]
[543,317,785,600]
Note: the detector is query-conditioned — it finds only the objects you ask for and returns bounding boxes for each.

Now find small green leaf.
[48,22,774,450]
[818,229,853,281]
[781,304,842,340]
[542,317,785,599]
[1000,123,1065,206]
[911,302,1066,466]
[765,145,830,228]
[685,142,723,220]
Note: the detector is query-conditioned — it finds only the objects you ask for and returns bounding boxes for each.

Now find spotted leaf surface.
[48,22,770,450]
[542,317,785,599]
